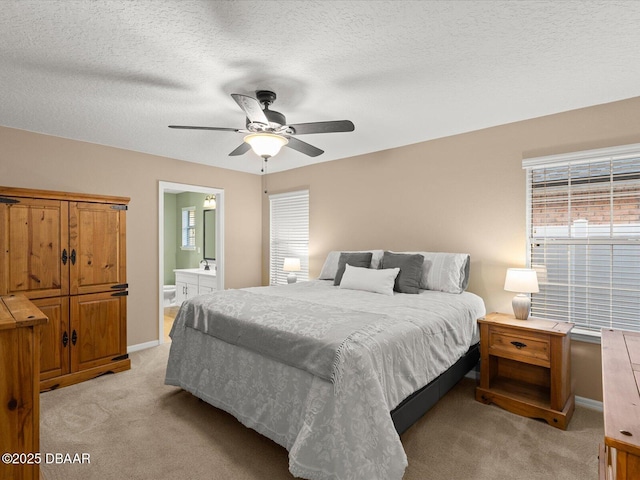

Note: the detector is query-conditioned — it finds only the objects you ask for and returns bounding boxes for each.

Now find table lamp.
[504,268,539,320]
[283,258,301,284]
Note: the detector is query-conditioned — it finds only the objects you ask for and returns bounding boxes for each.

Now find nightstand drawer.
[488,327,550,366]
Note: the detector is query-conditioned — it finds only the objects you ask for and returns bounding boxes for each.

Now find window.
[524,144,640,335]
[270,190,309,285]
[181,206,196,250]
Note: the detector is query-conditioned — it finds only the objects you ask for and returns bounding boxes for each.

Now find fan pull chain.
[262,157,268,194]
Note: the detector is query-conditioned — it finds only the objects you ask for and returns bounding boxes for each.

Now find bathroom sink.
[173,268,216,275]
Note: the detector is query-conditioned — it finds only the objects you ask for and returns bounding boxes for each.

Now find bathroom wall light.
[203,194,216,209]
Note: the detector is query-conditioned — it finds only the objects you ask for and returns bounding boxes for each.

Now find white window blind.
[181,206,196,250]
[269,190,309,285]
[523,144,640,334]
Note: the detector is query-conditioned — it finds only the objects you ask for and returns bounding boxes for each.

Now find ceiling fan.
[169,90,355,159]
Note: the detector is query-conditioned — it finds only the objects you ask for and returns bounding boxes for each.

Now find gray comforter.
[176,289,395,387]
[167,280,486,480]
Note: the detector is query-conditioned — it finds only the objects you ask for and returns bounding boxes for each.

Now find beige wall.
[263,96,640,401]
[0,126,262,346]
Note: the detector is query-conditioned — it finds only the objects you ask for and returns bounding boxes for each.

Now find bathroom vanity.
[174,268,217,305]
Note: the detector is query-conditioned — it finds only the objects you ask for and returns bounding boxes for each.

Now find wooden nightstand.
[475,312,574,429]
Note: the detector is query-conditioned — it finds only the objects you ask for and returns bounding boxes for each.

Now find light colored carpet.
[40,343,603,480]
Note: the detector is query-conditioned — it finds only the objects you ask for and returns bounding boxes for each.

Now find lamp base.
[287,273,297,284]
[512,294,531,320]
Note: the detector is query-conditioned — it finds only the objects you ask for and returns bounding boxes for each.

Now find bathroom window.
[181,206,196,250]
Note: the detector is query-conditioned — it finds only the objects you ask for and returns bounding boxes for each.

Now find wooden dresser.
[476,312,574,429]
[600,329,640,479]
[0,186,130,392]
[0,294,48,480]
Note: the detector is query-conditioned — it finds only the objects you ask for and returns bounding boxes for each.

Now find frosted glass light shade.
[244,133,288,158]
[504,268,539,294]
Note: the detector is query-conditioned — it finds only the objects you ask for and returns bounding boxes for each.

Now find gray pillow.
[389,251,471,293]
[380,251,424,294]
[334,252,373,285]
[319,250,384,279]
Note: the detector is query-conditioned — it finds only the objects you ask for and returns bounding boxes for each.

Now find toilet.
[163,285,177,307]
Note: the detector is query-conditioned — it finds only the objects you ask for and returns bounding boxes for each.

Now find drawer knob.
[511,341,527,349]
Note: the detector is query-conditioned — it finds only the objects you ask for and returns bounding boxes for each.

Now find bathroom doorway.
[158,181,224,343]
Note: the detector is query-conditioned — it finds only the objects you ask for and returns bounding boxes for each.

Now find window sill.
[180,246,196,251]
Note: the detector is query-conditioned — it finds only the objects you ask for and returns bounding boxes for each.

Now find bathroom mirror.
[203,209,216,260]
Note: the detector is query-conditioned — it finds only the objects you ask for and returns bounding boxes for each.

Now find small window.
[181,206,196,250]
[269,190,309,285]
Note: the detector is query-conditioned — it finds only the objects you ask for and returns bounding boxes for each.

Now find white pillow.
[339,264,399,296]
[318,250,384,280]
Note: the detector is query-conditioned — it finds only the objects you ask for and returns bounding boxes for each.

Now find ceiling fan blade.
[288,120,355,135]
[286,137,324,157]
[231,94,269,125]
[229,143,251,156]
[168,125,239,132]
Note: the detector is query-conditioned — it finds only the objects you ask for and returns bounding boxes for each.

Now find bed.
[165,250,486,480]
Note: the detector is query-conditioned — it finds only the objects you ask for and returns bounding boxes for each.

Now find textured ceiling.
[2,0,640,174]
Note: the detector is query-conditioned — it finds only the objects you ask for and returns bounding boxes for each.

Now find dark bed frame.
[391,342,480,435]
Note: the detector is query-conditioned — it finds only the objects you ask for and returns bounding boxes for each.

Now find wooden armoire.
[0,186,130,391]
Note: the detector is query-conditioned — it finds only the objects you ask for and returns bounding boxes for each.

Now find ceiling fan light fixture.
[243,132,288,159]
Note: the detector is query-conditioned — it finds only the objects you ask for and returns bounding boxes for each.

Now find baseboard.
[128,340,160,353]
[575,395,603,412]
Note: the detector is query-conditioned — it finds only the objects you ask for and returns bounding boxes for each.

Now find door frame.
[158,181,224,343]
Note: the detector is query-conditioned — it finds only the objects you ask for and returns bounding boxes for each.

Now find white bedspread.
[165,280,485,480]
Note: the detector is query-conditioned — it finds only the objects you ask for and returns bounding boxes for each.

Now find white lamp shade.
[504,268,539,293]
[283,258,301,272]
[244,133,288,158]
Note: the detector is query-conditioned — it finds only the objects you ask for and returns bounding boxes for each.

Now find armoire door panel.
[69,202,126,295]
[33,296,70,381]
[70,292,126,372]
[0,198,69,299]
